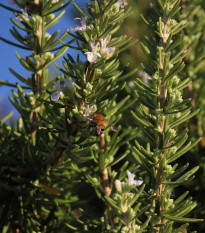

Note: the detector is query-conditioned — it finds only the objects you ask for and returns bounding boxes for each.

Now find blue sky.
[0,0,88,120]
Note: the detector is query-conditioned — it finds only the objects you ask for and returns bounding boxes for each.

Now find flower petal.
[53,80,62,92]
[70,26,84,32]
[51,91,62,101]
[83,105,94,120]
[85,52,101,63]
[133,179,143,186]
[70,17,87,32]
[116,0,128,8]
[90,41,99,53]
[127,170,143,186]
[62,78,75,88]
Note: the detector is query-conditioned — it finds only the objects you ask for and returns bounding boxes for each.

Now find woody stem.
[100,134,114,228]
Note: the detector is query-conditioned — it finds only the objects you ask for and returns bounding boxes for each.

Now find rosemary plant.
[0,0,74,232]
[0,0,140,232]
[178,0,205,230]
[130,0,203,232]
[0,0,204,233]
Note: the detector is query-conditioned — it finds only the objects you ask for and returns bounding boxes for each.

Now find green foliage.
[0,0,204,232]
[177,0,205,231]
[129,0,204,231]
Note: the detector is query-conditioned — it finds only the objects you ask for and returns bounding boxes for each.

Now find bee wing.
[110,125,119,132]
[102,121,119,133]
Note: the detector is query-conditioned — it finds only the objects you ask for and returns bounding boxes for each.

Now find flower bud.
[114,179,122,193]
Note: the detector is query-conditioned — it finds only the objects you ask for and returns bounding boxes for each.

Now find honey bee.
[91,113,106,136]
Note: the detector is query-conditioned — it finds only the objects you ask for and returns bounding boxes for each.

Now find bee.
[91,112,106,136]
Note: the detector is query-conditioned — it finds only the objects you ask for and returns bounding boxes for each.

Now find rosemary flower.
[50,80,63,102]
[116,0,128,8]
[70,17,87,32]
[85,42,101,63]
[83,105,94,120]
[61,77,75,88]
[127,170,143,186]
[100,38,115,58]
[16,8,29,21]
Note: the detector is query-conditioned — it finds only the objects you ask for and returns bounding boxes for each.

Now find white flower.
[8,0,16,4]
[100,38,115,58]
[127,170,143,186]
[85,42,101,63]
[128,81,135,88]
[70,17,87,32]
[51,80,63,101]
[45,32,51,39]
[85,52,101,63]
[116,0,128,8]
[16,8,29,21]
[83,105,93,120]
[61,77,75,88]
[138,71,149,84]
